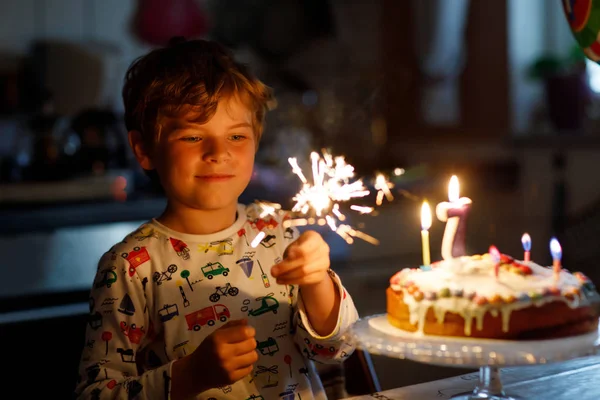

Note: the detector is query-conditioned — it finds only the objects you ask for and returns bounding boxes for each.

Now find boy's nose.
[202,138,230,162]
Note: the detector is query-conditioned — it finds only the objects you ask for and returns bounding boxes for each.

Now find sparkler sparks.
[283,150,382,245]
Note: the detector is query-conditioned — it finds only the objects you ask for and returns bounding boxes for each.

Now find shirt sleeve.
[292,270,360,365]
[74,249,173,399]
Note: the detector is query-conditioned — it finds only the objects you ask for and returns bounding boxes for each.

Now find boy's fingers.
[292,232,324,254]
[233,337,258,356]
[276,268,329,285]
[273,246,329,276]
[275,260,326,280]
[234,349,259,369]
[219,322,255,343]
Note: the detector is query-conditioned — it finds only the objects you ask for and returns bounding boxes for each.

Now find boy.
[74,38,359,399]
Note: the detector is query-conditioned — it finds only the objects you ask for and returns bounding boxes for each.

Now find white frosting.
[390,254,596,336]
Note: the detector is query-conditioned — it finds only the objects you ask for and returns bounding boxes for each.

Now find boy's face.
[150,96,256,214]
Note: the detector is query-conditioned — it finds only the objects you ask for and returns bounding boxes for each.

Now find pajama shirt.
[75,202,359,399]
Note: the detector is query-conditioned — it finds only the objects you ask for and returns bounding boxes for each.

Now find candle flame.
[489,245,501,262]
[448,175,460,203]
[550,237,562,260]
[421,201,432,231]
[521,233,531,252]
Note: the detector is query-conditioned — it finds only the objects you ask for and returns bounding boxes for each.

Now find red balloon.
[133,0,210,46]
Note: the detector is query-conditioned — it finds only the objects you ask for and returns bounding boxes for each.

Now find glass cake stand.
[344,314,600,400]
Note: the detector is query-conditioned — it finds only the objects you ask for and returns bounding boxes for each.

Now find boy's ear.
[128,130,154,170]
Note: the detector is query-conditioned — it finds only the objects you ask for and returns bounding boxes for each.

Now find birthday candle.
[436,176,472,259]
[550,237,562,282]
[489,245,501,279]
[521,233,531,262]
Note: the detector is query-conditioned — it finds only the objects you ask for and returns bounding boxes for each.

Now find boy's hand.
[190,319,258,389]
[271,230,331,286]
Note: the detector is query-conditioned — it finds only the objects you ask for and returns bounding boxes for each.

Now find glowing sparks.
[374,174,394,206]
[257,201,281,219]
[251,231,266,248]
[283,150,382,245]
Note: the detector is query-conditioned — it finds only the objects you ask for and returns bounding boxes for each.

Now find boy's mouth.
[195,174,235,182]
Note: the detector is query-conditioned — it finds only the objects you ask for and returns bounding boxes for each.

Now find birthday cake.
[386,252,600,340]
[387,175,600,340]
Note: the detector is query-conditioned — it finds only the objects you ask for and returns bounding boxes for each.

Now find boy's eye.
[230,135,248,141]
[181,136,202,142]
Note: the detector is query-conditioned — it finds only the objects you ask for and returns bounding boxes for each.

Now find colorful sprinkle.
[489,294,503,304]
[503,295,516,303]
[544,287,560,296]
[424,292,437,300]
[474,295,488,305]
[452,288,464,297]
[439,288,451,298]
[529,291,543,300]
[517,293,529,302]
[519,265,532,275]
[413,291,424,301]
[465,291,476,300]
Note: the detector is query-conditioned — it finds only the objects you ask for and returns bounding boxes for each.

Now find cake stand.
[344,314,600,400]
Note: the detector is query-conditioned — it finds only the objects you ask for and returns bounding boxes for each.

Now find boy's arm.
[75,251,173,399]
[299,269,341,336]
[292,270,359,364]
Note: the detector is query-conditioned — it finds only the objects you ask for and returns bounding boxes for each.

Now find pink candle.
[489,245,501,279]
[521,233,531,262]
[550,237,562,282]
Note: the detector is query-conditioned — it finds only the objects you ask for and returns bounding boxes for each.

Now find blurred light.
[302,90,318,107]
[394,168,405,176]
[586,59,600,93]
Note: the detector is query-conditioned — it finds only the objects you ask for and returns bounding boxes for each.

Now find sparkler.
[283,150,381,245]
[249,150,418,247]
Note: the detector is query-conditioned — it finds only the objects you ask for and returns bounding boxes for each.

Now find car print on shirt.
[158,303,179,322]
[198,238,233,255]
[121,246,151,277]
[256,337,279,356]
[120,321,145,344]
[260,234,277,248]
[201,262,230,279]
[248,294,279,317]
[185,304,230,331]
[303,338,336,359]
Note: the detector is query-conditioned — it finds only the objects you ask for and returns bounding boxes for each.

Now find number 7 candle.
[436,175,472,259]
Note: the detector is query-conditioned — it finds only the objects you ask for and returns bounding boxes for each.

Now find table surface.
[343,354,600,400]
